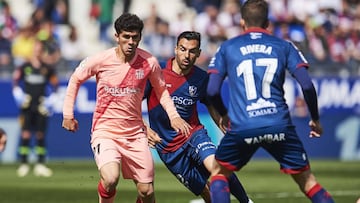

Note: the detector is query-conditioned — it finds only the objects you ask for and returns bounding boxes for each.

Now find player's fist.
[62,118,79,132]
[309,120,323,138]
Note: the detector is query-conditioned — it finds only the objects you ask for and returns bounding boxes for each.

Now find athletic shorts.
[19,109,47,132]
[216,125,310,174]
[157,129,216,195]
[91,136,154,183]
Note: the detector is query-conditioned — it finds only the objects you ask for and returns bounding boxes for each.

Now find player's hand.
[62,118,79,132]
[170,117,192,137]
[0,133,7,152]
[146,126,162,148]
[218,115,230,134]
[309,120,323,138]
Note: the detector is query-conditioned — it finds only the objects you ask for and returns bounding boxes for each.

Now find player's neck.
[115,47,134,63]
[171,60,190,76]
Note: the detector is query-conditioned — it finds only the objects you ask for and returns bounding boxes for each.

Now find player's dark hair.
[241,0,269,28]
[177,31,201,47]
[114,13,144,35]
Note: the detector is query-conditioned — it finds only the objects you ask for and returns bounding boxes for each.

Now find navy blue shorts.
[216,125,310,174]
[156,129,216,195]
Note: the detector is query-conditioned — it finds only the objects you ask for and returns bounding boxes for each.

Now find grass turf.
[0,159,359,203]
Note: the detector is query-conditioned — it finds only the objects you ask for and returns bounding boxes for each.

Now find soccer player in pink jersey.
[62,13,191,203]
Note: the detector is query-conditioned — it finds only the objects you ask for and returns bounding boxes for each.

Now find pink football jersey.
[63,48,179,140]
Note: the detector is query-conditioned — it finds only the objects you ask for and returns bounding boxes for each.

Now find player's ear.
[240,19,245,28]
[114,33,119,42]
[196,49,201,57]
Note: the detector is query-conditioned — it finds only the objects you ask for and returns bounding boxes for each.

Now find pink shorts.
[91,136,154,183]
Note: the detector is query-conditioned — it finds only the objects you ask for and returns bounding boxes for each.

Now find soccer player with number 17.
[206,0,335,202]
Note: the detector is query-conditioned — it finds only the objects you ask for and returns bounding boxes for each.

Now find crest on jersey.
[188,86,197,97]
[135,70,144,79]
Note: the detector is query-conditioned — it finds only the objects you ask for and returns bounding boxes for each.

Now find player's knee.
[137,182,154,198]
[102,176,119,189]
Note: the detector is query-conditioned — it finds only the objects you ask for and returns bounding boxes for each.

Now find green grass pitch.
[0,160,359,203]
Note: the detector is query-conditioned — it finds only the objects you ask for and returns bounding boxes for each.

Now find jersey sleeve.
[62,56,100,119]
[286,41,309,74]
[147,61,180,120]
[208,45,227,78]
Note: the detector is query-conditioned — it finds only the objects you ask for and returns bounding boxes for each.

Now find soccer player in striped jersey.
[206,0,335,203]
[144,31,252,203]
[62,13,191,203]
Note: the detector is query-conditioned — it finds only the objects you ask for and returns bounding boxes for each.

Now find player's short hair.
[177,31,201,47]
[114,13,144,34]
[241,0,269,28]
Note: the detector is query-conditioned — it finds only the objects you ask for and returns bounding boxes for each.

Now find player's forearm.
[63,75,81,119]
[158,90,180,120]
[302,86,319,121]
[206,73,227,116]
[293,67,319,121]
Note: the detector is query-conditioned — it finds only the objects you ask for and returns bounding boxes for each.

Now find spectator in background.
[303,14,333,76]
[0,0,18,75]
[193,4,227,68]
[60,24,83,76]
[169,12,193,37]
[32,0,68,24]
[36,20,61,66]
[347,5,360,76]
[90,0,116,47]
[50,0,69,24]
[142,3,164,37]
[11,25,37,67]
[326,16,353,76]
[0,128,7,152]
[13,39,59,178]
[0,27,13,75]
[0,1,18,40]
[143,19,176,62]
[217,0,242,39]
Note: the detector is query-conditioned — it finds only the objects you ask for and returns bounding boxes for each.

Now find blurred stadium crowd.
[0,0,360,79]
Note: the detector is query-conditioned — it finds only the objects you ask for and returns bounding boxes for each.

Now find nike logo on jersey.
[244,133,285,144]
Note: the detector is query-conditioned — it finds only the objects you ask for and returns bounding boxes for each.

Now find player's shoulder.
[136,48,159,65]
[193,65,207,75]
[87,47,116,62]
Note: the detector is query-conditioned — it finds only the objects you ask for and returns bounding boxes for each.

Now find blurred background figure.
[0,0,18,77]
[143,19,176,62]
[90,0,116,47]
[12,39,59,178]
[59,24,83,77]
[0,128,7,152]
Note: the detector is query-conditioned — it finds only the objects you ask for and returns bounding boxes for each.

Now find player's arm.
[62,57,96,132]
[206,72,229,133]
[148,63,192,136]
[206,72,228,116]
[204,101,229,134]
[293,67,322,137]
